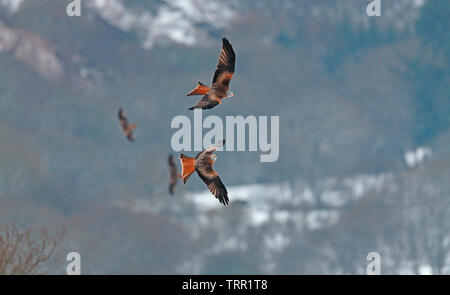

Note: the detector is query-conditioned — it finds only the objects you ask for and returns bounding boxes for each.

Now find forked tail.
[186,82,210,96]
[179,154,196,183]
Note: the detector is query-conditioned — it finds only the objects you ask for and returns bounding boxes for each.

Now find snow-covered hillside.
[112,171,397,274]
[116,172,393,231]
[86,0,236,49]
[0,0,425,49]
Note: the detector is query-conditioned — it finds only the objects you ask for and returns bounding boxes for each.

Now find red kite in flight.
[179,140,229,205]
[118,108,137,142]
[168,154,181,195]
[187,38,236,110]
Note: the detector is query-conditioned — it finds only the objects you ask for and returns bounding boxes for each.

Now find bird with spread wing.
[168,154,181,195]
[179,140,229,205]
[186,38,236,110]
[118,108,137,142]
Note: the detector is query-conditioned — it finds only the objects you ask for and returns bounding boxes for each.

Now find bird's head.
[211,154,218,163]
[226,90,234,98]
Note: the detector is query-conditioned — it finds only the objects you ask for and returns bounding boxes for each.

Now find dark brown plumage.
[118,108,137,142]
[168,154,180,195]
[187,38,236,110]
[179,140,229,205]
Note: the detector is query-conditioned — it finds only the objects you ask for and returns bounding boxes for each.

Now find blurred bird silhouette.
[187,38,236,110]
[179,140,229,205]
[118,108,137,142]
[168,154,181,195]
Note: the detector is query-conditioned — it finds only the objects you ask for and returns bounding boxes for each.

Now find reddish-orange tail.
[186,82,210,96]
[179,154,196,183]
[129,124,137,130]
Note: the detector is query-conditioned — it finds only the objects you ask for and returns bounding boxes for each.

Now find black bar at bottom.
[0,275,443,293]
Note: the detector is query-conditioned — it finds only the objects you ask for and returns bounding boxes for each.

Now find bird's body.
[118,108,137,142]
[179,140,229,205]
[187,38,236,110]
[168,154,180,195]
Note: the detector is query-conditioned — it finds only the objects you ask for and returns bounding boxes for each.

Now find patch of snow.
[273,210,290,223]
[87,0,236,49]
[321,190,347,207]
[404,147,432,168]
[187,182,291,211]
[305,210,339,230]
[0,0,24,13]
[343,173,391,199]
[249,208,270,226]
[188,172,393,229]
[264,233,289,252]
[116,172,396,239]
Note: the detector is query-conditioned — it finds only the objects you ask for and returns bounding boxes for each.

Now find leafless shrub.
[0,223,64,275]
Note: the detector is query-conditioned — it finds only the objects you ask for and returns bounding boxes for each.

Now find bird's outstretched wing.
[188,94,220,110]
[188,39,235,110]
[212,38,235,90]
[198,171,229,205]
[195,139,228,205]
